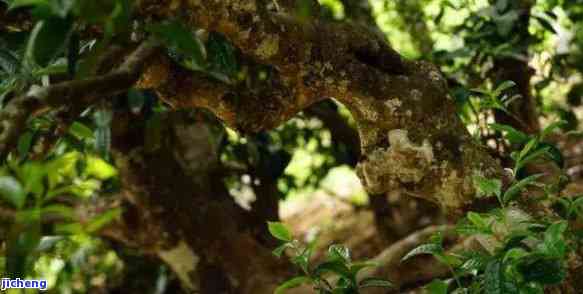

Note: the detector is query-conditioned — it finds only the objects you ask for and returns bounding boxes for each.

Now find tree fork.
[138,0,502,215]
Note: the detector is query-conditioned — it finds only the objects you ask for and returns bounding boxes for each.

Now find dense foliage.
[0,0,582,293]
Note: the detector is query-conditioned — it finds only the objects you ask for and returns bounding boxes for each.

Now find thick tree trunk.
[108,111,291,293]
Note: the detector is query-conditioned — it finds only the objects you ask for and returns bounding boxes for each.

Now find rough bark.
[106,111,291,293]
[136,0,501,215]
[0,0,514,292]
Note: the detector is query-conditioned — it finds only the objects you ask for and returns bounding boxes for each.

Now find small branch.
[0,39,161,155]
[0,206,16,220]
[358,225,455,290]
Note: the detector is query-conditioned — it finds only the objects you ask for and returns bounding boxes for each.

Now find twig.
[0,38,161,156]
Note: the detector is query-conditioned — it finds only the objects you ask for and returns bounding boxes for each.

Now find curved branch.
[0,39,161,155]
[137,0,501,215]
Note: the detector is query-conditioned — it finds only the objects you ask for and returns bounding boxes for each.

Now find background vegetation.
[1,0,583,293]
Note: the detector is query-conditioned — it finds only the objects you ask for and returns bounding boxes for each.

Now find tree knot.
[356,129,434,195]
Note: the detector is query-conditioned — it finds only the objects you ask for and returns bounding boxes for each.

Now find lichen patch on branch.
[357,129,434,194]
[255,34,280,59]
[158,240,200,291]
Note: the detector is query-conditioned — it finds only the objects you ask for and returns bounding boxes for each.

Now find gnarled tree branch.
[136,0,501,214]
[0,39,161,155]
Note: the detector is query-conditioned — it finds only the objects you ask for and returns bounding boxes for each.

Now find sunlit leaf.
[68,121,93,140]
[541,221,568,258]
[489,123,529,145]
[425,279,448,294]
[328,244,351,264]
[274,276,310,294]
[17,131,34,161]
[84,155,117,180]
[493,80,517,97]
[85,207,122,233]
[503,174,543,204]
[0,176,26,209]
[473,175,502,199]
[272,242,292,257]
[268,221,292,242]
[401,243,443,262]
[313,260,351,278]
[359,277,393,288]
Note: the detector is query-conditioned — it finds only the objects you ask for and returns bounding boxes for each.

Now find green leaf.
[484,260,504,294]
[54,222,83,234]
[516,255,565,285]
[493,80,516,97]
[0,176,26,209]
[328,244,351,264]
[26,18,72,67]
[46,151,79,189]
[541,120,566,140]
[17,162,45,198]
[469,87,490,96]
[503,174,543,204]
[292,251,310,273]
[36,236,64,252]
[85,207,122,233]
[274,276,310,294]
[0,49,20,74]
[541,221,567,258]
[17,131,34,160]
[313,260,352,278]
[7,0,48,10]
[503,248,528,262]
[267,222,293,242]
[533,15,557,34]
[148,21,206,70]
[494,11,519,37]
[538,143,564,168]
[426,279,448,294]
[76,0,131,36]
[473,175,502,199]
[84,155,117,180]
[358,277,393,288]
[518,138,539,162]
[495,0,508,12]
[460,255,487,272]
[401,243,443,262]
[68,121,94,140]
[207,32,238,82]
[39,204,75,220]
[272,243,292,258]
[9,0,73,18]
[489,123,529,145]
[467,212,490,232]
[515,147,550,174]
